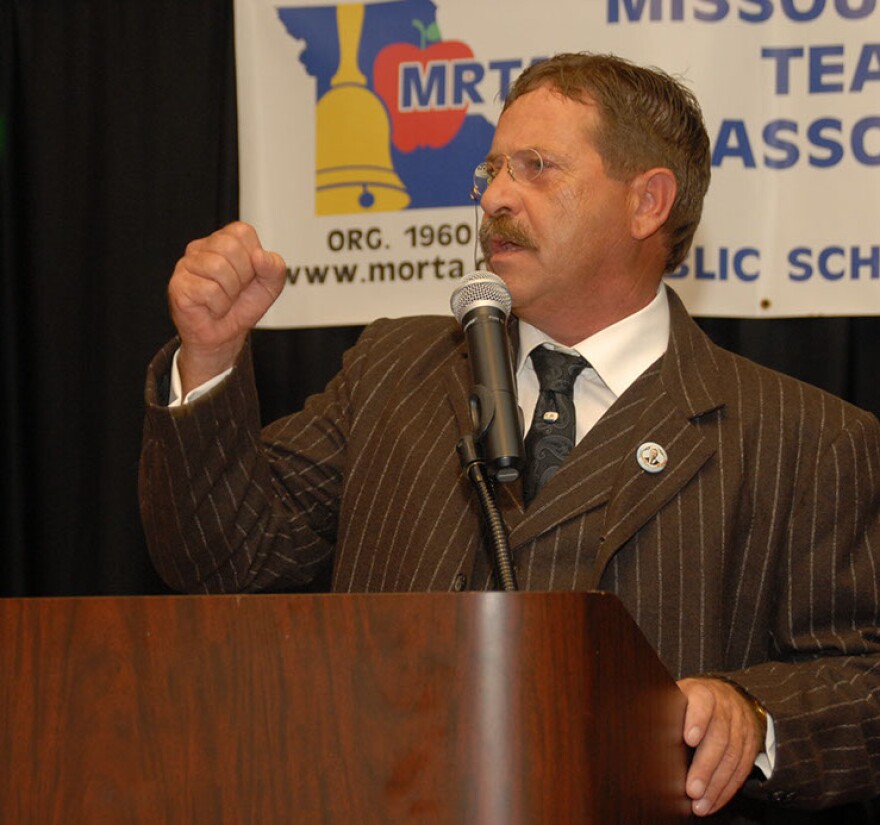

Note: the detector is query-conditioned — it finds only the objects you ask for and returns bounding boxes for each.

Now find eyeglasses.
[472,148,545,200]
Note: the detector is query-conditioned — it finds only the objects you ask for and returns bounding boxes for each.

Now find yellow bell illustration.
[315,4,410,214]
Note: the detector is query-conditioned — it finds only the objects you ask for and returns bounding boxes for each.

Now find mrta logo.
[278,1,538,215]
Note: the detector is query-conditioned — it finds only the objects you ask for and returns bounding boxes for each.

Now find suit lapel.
[507,360,663,549]
[589,289,727,585]
[443,342,476,447]
[586,387,718,587]
[507,289,727,579]
[442,288,727,587]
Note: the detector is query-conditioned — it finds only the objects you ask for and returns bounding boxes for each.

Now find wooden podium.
[1,592,693,823]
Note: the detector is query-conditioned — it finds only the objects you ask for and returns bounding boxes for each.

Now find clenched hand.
[168,221,287,395]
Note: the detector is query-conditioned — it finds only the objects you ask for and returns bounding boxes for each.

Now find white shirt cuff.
[754,713,777,779]
[168,349,233,407]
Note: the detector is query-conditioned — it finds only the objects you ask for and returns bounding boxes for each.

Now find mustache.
[478,216,536,254]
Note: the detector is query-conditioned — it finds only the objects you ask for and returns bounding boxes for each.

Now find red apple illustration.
[373,21,473,152]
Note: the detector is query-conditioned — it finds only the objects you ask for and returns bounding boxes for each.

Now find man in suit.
[140,53,880,818]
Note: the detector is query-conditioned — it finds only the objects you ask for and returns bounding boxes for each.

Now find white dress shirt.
[516,283,670,442]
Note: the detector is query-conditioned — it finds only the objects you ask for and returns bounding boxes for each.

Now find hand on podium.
[678,677,766,816]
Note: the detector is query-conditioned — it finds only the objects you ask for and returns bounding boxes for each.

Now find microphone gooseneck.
[451,270,521,591]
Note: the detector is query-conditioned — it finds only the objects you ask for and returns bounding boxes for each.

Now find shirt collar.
[516,284,670,398]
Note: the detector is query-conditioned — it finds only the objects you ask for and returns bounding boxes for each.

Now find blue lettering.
[781,0,826,21]
[453,62,484,106]
[836,0,876,17]
[489,60,522,100]
[788,247,880,281]
[712,116,880,169]
[852,44,880,91]
[810,45,845,92]
[766,44,880,96]
[695,247,728,279]
[608,0,665,22]
[606,0,687,20]
[712,120,757,167]
[808,118,844,166]
[735,248,761,280]
[400,63,446,109]
[673,247,760,279]
[695,0,729,20]
[762,47,804,95]
[851,246,880,278]
[398,58,532,111]
[609,0,875,22]
[853,116,880,164]
[819,246,846,279]
[764,120,799,169]
[788,247,813,281]
[741,0,774,20]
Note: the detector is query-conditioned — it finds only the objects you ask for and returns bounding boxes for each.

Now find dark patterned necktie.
[523,347,589,505]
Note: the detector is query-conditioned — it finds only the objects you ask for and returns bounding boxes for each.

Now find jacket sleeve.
[728,408,880,809]
[138,331,367,594]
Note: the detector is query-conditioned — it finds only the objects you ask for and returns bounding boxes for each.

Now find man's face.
[478,85,636,340]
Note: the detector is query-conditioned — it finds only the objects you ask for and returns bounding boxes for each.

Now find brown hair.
[505,53,710,272]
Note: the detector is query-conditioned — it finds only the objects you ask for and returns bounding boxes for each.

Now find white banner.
[235,0,880,326]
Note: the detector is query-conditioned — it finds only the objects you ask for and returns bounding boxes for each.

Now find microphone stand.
[457,433,518,592]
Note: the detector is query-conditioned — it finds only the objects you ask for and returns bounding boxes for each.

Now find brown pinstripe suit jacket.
[141,289,880,812]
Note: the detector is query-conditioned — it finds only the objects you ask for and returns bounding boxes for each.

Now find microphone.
[450,271,524,483]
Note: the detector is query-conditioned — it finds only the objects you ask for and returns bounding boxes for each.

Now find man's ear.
[629,168,677,241]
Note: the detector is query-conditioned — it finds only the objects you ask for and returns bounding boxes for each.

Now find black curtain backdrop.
[2,0,879,599]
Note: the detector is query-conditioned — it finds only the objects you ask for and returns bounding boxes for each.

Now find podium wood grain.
[1,592,692,823]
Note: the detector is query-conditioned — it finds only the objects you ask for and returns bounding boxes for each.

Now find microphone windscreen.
[450,270,512,324]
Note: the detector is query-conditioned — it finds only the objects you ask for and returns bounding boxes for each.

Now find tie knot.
[529,347,588,394]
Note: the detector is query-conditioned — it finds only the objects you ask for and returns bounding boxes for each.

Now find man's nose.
[478,164,518,217]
